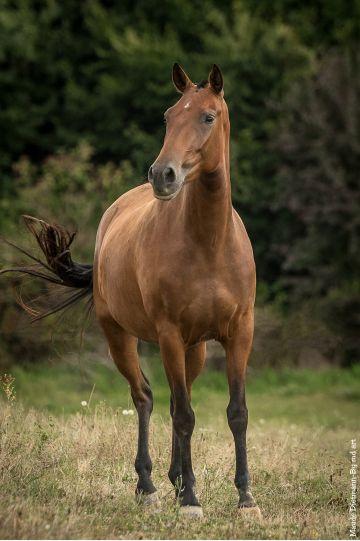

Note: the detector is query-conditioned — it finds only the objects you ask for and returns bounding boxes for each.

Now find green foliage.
[0,0,311,177]
[0,0,359,365]
[241,0,360,49]
[1,142,134,249]
[0,144,133,367]
[0,0,312,270]
[274,51,360,364]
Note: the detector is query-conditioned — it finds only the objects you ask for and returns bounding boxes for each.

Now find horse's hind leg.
[168,342,206,497]
[160,329,204,517]
[99,315,157,502]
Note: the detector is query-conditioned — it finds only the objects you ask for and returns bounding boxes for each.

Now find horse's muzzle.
[148,163,183,200]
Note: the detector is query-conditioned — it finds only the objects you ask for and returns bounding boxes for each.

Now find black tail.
[0,215,93,321]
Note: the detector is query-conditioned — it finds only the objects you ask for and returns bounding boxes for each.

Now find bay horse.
[2,64,260,519]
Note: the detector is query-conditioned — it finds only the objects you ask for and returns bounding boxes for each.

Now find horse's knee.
[132,383,153,414]
[173,404,195,438]
[227,401,248,434]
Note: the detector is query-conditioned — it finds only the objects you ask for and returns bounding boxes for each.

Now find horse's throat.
[184,168,232,247]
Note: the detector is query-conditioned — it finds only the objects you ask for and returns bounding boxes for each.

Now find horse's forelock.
[195,80,209,90]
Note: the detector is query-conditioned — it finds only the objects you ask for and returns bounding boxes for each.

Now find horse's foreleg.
[168,395,181,492]
[223,309,260,513]
[132,370,157,499]
[159,328,201,513]
[168,342,206,494]
[99,316,157,500]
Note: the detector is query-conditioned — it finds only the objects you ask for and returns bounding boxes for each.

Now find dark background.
[0,0,359,369]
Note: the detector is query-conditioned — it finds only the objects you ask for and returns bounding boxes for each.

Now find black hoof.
[238,490,256,508]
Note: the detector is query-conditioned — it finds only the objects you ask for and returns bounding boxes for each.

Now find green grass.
[8,355,360,428]
[0,357,358,539]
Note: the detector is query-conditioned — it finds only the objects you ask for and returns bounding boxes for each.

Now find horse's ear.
[172,63,192,93]
[209,64,223,94]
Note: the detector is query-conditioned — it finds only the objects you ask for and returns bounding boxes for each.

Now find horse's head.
[148,64,229,200]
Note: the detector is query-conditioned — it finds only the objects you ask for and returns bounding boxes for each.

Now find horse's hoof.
[179,505,204,519]
[237,505,262,521]
[137,492,161,508]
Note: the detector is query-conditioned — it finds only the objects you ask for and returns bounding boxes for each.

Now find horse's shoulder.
[231,208,251,244]
[230,208,255,272]
[112,182,153,213]
[95,182,153,253]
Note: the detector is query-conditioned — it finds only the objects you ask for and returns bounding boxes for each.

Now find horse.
[1,64,260,519]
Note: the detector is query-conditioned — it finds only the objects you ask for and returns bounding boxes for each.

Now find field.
[0,355,359,540]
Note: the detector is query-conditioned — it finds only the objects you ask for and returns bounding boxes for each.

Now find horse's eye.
[204,114,215,124]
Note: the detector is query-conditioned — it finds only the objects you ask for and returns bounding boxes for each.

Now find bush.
[0,144,134,368]
[273,50,360,365]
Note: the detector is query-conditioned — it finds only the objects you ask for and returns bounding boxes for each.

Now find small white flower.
[122,409,129,415]
[45,524,50,530]
[81,401,87,407]
[127,409,134,415]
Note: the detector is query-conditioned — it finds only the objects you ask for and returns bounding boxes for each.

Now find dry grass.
[0,399,352,539]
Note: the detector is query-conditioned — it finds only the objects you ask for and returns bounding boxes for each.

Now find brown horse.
[2,64,260,519]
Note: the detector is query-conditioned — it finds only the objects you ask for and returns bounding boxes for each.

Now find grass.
[0,356,359,539]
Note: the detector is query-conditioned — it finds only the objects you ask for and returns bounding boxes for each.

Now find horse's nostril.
[148,166,154,182]
[163,166,176,183]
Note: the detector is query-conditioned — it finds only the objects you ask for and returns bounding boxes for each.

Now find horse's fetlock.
[135,456,152,475]
[235,472,250,492]
[168,468,181,487]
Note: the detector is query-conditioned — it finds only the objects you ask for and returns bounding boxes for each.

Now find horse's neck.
[182,163,233,249]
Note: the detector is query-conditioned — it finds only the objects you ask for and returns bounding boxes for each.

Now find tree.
[274,50,360,364]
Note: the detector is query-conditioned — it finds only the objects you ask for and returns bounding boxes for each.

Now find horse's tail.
[0,215,93,321]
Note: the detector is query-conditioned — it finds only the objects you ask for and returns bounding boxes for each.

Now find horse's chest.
[151,273,240,343]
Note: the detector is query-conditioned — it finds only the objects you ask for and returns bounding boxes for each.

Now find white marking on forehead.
[184,101,191,109]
